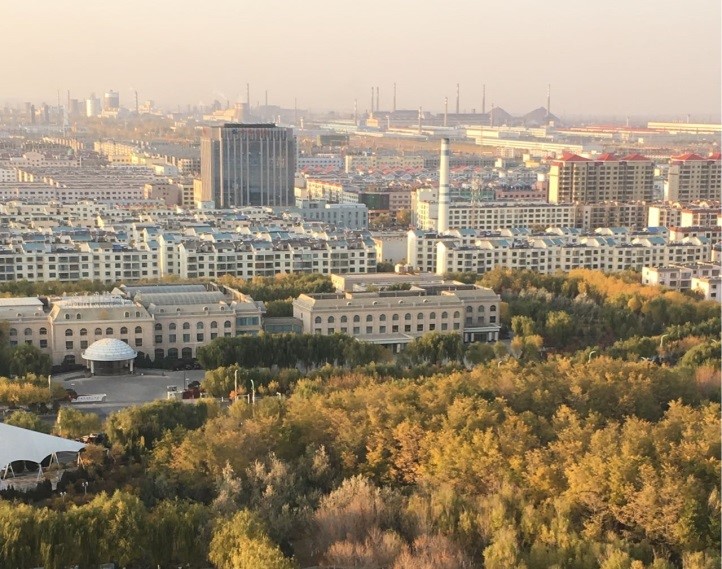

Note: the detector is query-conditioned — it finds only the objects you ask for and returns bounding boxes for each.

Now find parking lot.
[57,369,207,418]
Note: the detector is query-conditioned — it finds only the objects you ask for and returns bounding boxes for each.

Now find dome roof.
[82,338,137,362]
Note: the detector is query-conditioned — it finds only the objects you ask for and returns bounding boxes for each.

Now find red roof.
[671,153,706,161]
[559,152,591,162]
[620,153,650,161]
[709,152,721,160]
[596,153,617,161]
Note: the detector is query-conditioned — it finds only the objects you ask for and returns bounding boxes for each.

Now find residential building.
[665,153,721,201]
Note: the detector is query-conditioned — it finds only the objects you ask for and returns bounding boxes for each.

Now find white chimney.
[437,138,450,233]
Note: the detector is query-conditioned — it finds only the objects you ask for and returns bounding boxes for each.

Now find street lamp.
[81,481,88,496]
[588,350,598,362]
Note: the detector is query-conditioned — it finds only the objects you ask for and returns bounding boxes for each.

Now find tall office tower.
[103,90,120,111]
[86,94,101,117]
[665,153,721,202]
[548,152,654,204]
[200,123,296,208]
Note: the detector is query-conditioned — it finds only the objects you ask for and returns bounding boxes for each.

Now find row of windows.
[11,320,237,337]
[312,306,496,325]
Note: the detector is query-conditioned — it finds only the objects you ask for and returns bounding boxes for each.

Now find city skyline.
[0,0,720,118]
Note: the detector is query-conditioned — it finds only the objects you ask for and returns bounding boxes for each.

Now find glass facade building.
[201,124,296,208]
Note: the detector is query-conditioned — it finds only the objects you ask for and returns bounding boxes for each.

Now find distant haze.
[1,0,720,119]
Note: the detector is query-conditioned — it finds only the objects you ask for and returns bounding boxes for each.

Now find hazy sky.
[1,0,720,118]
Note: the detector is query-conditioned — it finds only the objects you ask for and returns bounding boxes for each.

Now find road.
[58,369,206,419]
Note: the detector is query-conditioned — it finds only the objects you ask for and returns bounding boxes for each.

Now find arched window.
[76,313,82,320]
[210,321,218,329]
[490,305,497,312]
[353,315,360,323]
[106,327,114,335]
[341,315,348,323]
[124,311,130,318]
[453,311,460,319]
[80,328,87,336]
[154,323,162,331]
[417,313,424,320]
[181,347,192,359]
[95,328,102,335]
[366,314,372,322]
[392,314,399,321]
[64,314,70,320]
[169,323,177,330]
[328,316,335,324]
[39,327,47,336]
[24,328,32,336]
[183,322,190,330]
[478,305,485,313]
[196,322,204,329]
[379,314,386,321]
[168,348,179,359]
[134,326,142,334]
[65,329,73,337]
[430,312,436,319]
[315,316,322,324]
[120,327,128,335]
[466,305,473,313]
[441,311,448,319]
[224,320,232,328]
[404,313,411,320]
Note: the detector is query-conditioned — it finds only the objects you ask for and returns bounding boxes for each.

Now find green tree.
[54,407,102,438]
[4,409,50,433]
[8,344,51,377]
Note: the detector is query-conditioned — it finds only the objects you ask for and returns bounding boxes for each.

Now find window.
[64,314,70,320]
[197,322,204,329]
[353,315,360,323]
[404,313,411,321]
[80,340,88,349]
[441,312,448,319]
[405,325,411,332]
[366,326,372,334]
[95,328,102,335]
[466,306,473,313]
[328,316,335,324]
[154,323,162,331]
[453,311,460,319]
[197,333,204,342]
[315,316,322,324]
[9,328,17,337]
[490,305,497,312]
[66,341,73,350]
[169,323,177,331]
[76,313,82,320]
[478,305,485,313]
[119,327,127,335]
[392,314,399,321]
[224,320,232,328]
[39,327,47,336]
[80,328,87,336]
[135,326,142,334]
[40,339,48,348]
[353,327,360,334]
[430,312,436,319]
[392,325,399,333]
[124,311,130,318]
[490,316,496,323]
[341,315,348,323]
[183,322,190,330]
[183,334,190,342]
[24,328,32,336]
[210,321,218,329]
[169,334,176,343]
[135,338,143,347]
[65,329,73,337]
[106,327,114,335]
[379,326,386,333]
[379,314,386,321]
[417,313,424,320]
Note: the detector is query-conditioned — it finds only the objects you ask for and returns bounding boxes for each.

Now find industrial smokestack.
[455,83,460,115]
[353,99,358,125]
[438,138,450,233]
[376,86,379,112]
[370,87,374,118]
[547,84,551,116]
[444,97,448,127]
[417,107,422,134]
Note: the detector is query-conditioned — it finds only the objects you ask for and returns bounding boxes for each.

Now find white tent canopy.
[0,423,85,476]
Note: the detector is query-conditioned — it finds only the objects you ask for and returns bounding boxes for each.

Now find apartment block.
[665,153,721,202]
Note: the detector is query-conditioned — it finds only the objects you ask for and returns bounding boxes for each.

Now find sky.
[1,0,720,119]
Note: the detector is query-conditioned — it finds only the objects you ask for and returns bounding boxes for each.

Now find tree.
[4,409,50,433]
[8,344,51,377]
[544,310,574,348]
[466,342,495,365]
[208,510,293,569]
[54,407,102,439]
